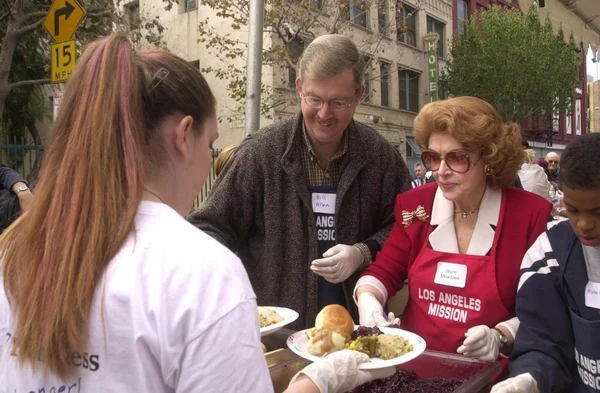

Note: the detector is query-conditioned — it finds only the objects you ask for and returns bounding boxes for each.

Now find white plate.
[259,307,299,337]
[286,325,426,369]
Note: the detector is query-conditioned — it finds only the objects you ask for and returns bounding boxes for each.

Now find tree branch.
[23,11,48,20]
[8,78,52,90]
[15,18,44,36]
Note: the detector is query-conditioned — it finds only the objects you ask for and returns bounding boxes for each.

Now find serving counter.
[262,328,502,393]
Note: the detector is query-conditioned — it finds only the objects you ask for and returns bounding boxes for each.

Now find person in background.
[0,34,391,393]
[411,162,427,188]
[214,144,238,177]
[545,151,562,190]
[188,34,410,328]
[354,97,552,365]
[0,165,33,211]
[0,165,33,232]
[518,140,551,202]
[491,132,600,393]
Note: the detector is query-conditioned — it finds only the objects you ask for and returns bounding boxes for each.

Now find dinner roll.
[315,305,355,339]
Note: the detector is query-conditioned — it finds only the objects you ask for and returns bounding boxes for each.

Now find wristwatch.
[493,327,509,349]
[17,185,29,194]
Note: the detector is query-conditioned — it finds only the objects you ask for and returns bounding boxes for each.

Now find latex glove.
[288,350,396,393]
[311,244,362,284]
[490,373,539,393]
[456,325,499,362]
[357,292,399,327]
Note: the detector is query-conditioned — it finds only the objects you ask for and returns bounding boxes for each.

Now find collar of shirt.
[302,121,349,165]
[428,186,501,255]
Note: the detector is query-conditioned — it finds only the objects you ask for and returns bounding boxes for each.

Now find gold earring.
[484,164,493,176]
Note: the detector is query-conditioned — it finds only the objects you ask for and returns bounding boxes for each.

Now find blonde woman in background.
[215,144,238,177]
[517,139,552,202]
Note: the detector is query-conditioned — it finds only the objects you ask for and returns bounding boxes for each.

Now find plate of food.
[259,306,299,337]
[286,305,426,369]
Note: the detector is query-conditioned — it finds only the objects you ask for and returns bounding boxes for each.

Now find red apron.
[401,200,512,355]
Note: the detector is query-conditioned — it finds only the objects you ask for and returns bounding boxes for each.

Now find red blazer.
[363,183,553,312]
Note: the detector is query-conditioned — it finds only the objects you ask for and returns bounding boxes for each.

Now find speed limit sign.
[51,39,76,83]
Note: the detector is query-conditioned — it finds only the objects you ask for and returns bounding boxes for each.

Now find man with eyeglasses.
[188,34,410,328]
[545,152,562,191]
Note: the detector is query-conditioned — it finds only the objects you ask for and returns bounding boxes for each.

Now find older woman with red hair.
[354,97,552,364]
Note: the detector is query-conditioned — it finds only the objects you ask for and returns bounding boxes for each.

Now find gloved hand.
[311,244,363,284]
[357,292,399,327]
[288,350,396,393]
[490,373,539,393]
[456,325,499,361]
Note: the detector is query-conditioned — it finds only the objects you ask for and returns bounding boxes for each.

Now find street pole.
[245,0,265,137]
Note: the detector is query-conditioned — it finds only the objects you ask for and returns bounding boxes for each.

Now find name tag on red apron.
[434,262,467,288]
[585,282,600,310]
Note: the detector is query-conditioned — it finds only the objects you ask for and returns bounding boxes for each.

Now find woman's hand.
[357,292,399,327]
[286,350,396,393]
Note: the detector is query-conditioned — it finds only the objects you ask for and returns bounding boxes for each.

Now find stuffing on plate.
[258,307,284,328]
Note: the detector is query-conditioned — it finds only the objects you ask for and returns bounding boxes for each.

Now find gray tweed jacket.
[187,113,411,329]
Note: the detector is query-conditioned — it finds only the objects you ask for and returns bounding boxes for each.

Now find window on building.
[378,0,388,35]
[380,61,391,107]
[185,0,198,12]
[288,36,305,88]
[406,136,422,157]
[427,16,445,58]
[346,2,368,28]
[457,0,468,36]
[399,68,420,112]
[397,2,417,47]
[363,55,373,104]
[124,1,140,31]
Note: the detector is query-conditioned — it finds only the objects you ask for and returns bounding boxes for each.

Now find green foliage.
[439,5,582,123]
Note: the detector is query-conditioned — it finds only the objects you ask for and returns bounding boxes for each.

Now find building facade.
[133,0,453,172]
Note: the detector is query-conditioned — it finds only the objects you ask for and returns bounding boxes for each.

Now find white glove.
[456,325,499,361]
[490,373,539,393]
[311,244,363,284]
[357,292,399,327]
[289,350,396,393]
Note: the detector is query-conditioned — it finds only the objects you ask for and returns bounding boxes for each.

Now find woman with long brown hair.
[0,34,392,393]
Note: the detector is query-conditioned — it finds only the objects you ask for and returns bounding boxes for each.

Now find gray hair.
[297,34,365,88]
[414,162,424,170]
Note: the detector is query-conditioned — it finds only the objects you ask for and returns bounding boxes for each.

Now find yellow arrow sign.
[43,0,85,43]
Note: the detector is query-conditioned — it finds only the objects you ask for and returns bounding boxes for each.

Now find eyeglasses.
[421,150,482,174]
[300,94,355,112]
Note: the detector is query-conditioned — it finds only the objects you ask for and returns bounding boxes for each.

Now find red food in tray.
[350,369,464,393]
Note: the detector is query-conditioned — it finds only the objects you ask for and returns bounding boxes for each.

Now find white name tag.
[312,193,336,214]
[434,262,467,288]
[585,282,600,309]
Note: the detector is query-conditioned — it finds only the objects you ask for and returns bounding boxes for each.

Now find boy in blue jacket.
[492,133,600,393]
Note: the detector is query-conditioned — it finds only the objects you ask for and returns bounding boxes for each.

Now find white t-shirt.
[0,201,273,393]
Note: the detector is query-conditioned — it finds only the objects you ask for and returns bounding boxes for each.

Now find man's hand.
[490,373,539,393]
[457,325,500,362]
[311,244,362,283]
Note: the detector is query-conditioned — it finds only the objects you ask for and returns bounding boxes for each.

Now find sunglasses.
[421,150,482,174]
